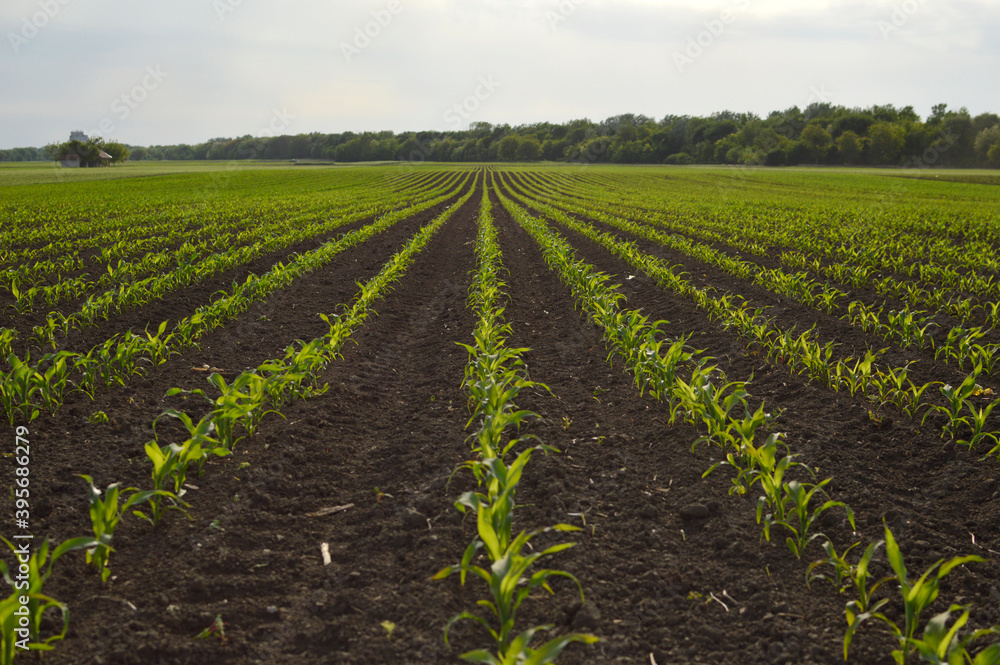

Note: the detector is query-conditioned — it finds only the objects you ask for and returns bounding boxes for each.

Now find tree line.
[4,103,999,168]
[1,138,130,166]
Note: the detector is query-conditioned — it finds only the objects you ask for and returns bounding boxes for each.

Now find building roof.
[98,149,112,159]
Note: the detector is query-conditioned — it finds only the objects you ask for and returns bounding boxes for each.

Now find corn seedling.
[167,371,280,452]
[808,539,894,620]
[908,605,1000,664]
[751,434,810,529]
[435,519,597,664]
[195,614,226,643]
[957,397,1000,450]
[137,411,221,525]
[903,381,939,419]
[0,536,95,663]
[78,475,165,583]
[927,366,982,440]
[767,478,855,559]
[703,419,776,497]
[0,330,14,360]
[884,309,937,350]
[844,525,985,664]
[34,351,76,414]
[143,321,176,365]
[1,354,40,424]
[835,349,883,397]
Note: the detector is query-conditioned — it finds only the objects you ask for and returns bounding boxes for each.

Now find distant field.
[2,164,999,664]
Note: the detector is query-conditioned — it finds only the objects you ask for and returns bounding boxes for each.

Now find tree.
[799,123,833,163]
[516,136,542,161]
[103,142,130,164]
[836,130,862,165]
[49,139,105,166]
[973,113,1000,134]
[867,122,904,164]
[830,113,874,139]
[974,125,1000,167]
[928,103,949,125]
[497,135,520,161]
[940,110,976,166]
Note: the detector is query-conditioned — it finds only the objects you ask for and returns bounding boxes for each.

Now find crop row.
[434,179,597,663]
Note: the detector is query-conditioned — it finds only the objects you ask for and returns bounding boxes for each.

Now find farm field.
[3,162,1000,664]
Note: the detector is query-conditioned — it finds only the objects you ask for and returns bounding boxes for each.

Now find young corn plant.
[808,539,895,621]
[935,327,987,369]
[835,349,883,397]
[142,321,176,365]
[0,330,14,360]
[703,418,776,497]
[767,478,855,559]
[844,525,985,664]
[689,377,751,449]
[925,366,982,440]
[167,371,280,453]
[136,412,220,525]
[876,364,915,411]
[34,351,77,415]
[845,301,884,336]
[912,605,1000,664]
[79,475,164,583]
[751,435,810,533]
[669,363,719,427]
[1,354,40,424]
[0,536,95,663]
[816,286,846,315]
[640,335,702,404]
[28,319,60,351]
[70,350,101,401]
[884,309,937,350]
[434,508,596,664]
[902,381,939,420]
[957,397,1000,450]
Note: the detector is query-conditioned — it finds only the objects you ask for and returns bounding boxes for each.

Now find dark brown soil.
[4,170,999,665]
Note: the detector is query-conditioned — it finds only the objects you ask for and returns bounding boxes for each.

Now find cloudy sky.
[1,0,998,149]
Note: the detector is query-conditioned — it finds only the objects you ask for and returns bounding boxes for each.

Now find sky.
[1,0,998,149]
